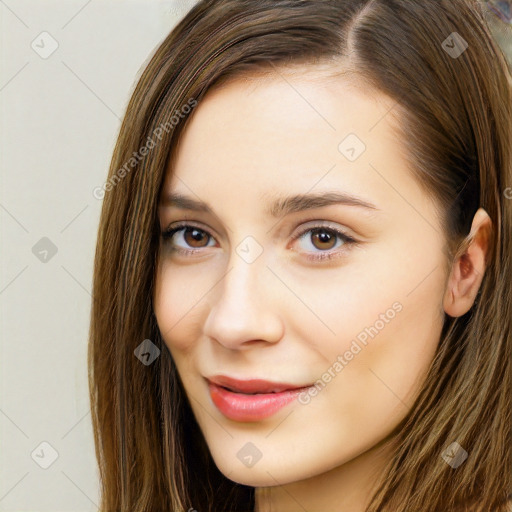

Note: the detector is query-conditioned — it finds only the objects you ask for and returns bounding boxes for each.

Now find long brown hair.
[88,1,512,510]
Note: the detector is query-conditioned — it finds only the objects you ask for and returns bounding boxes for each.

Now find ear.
[443,208,492,318]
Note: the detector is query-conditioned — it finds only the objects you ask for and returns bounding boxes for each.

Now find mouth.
[205,375,314,422]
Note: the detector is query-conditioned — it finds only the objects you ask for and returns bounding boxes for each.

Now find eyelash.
[160,222,358,262]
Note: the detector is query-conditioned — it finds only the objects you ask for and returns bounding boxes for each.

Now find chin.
[221,467,283,487]
[211,450,313,488]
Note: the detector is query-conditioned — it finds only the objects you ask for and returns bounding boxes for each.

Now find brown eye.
[292,224,356,262]
[183,227,210,248]
[310,228,337,251]
[161,225,216,251]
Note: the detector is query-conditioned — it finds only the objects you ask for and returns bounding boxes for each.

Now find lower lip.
[207,381,309,422]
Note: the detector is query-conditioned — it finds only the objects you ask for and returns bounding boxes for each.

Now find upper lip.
[206,375,311,394]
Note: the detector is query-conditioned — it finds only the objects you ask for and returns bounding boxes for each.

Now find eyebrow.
[161,191,380,218]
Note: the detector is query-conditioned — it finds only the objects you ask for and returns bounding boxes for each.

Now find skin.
[153,66,491,512]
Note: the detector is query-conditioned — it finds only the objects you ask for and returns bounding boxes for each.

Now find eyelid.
[290,220,356,241]
[162,220,219,238]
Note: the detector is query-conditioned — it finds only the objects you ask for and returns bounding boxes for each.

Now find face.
[153,67,450,488]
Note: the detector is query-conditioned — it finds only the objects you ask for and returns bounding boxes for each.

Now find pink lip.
[206,375,313,422]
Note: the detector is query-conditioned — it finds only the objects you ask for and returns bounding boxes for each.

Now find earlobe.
[443,208,492,318]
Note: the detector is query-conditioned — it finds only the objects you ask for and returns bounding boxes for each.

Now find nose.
[202,254,284,350]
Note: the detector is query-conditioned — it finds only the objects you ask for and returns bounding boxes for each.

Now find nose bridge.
[218,231,270,306]
[203,241,284,347]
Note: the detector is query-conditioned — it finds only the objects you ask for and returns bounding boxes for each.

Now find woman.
[88,0,512,510]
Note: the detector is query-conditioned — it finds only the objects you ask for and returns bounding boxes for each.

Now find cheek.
[303,231,446,344]
[153,263,207,353]
[295,240,446,402]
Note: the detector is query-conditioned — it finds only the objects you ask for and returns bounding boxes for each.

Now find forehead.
[162,66,417,217]
[176,65,394,146]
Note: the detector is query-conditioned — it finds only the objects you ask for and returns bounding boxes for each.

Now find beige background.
[0,1,195,511]
[0,1,510,511]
